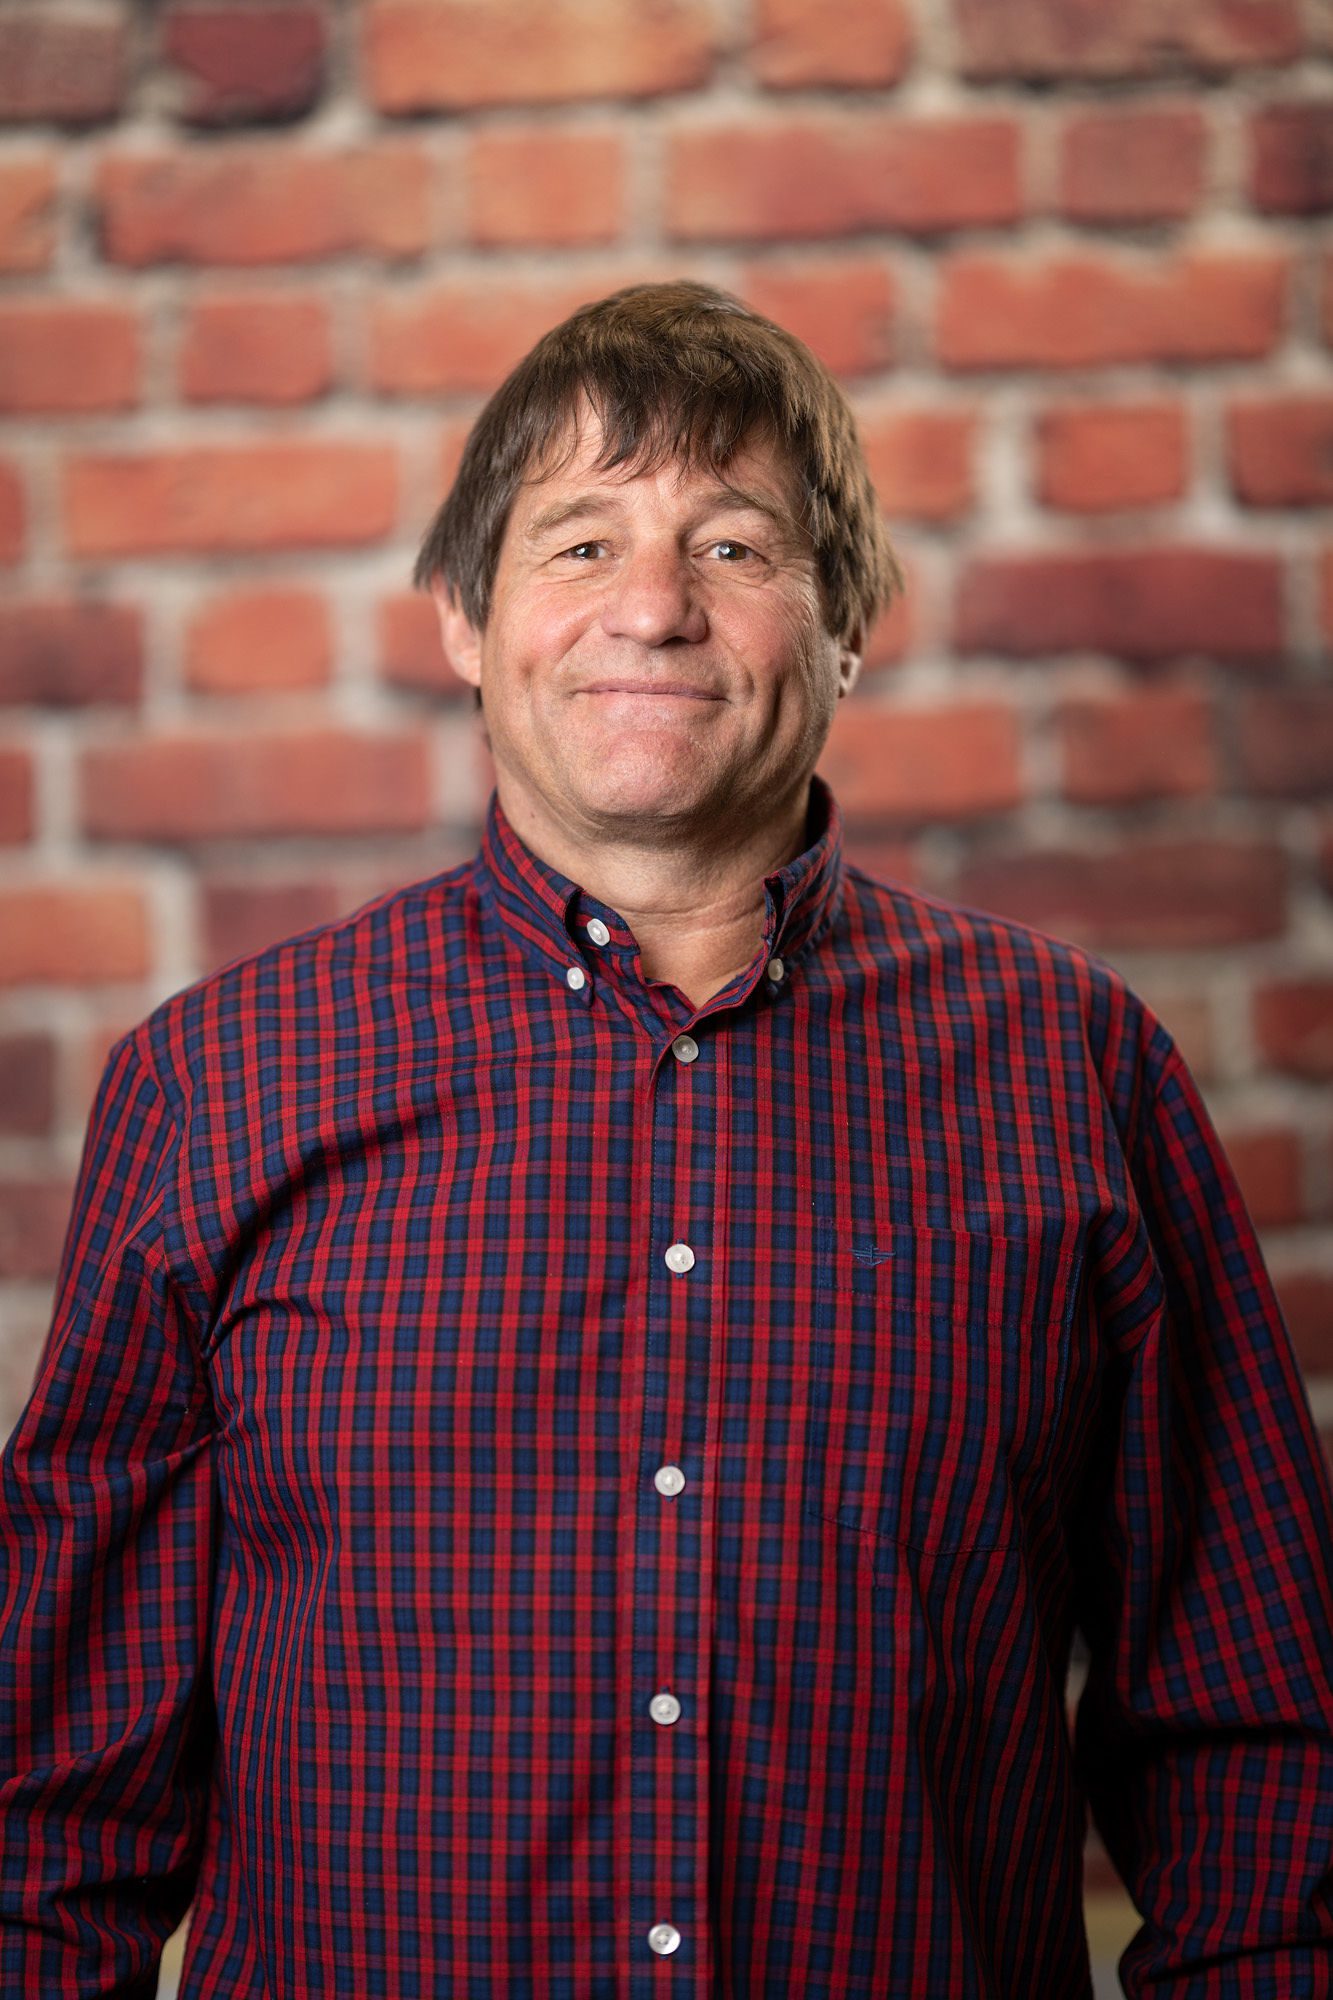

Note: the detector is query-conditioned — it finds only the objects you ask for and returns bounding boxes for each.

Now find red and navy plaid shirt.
[3,776,1333,1998]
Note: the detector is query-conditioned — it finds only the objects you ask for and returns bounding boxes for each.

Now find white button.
[663,1242,695,1274]
[766,956,785,983]
[565,965,586,990]
[649,1691,681,1725]
[671,1034,699,1064]
[586,918,610,947]
[654,1464,685,1496]
[648,1923,681,1956]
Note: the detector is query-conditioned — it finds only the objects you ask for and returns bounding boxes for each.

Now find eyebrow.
[522,482,809,547]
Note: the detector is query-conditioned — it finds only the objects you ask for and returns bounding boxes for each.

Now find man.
[2,281,1331,1998]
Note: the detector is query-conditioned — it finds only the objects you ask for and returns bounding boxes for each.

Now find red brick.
[0,156,57,272]
[162,3,327,125]
[80,729,433,841]
[0,301,138,415]
[370,274,602,396]
[0,882,150,986]
[1254,978,1333,1078]
[367,0,715,109]
[1249,102,1333,214]
[955,548,1283,664]
[838,834,919,886]
[860,581,914,673]
[937,251,1287,371]
[751,0,911,87]
[0,600,143,707]
[1218,1126,1306,1230]
[0,464,23,566]
[741,257,896,378]
[1037,402,1188,512]
[858,406,976,522]
[666,115,1022,241]
[1239,691,1333,798]
[0,746,33,843]
[1322,547,1333,649]
[953,0,1303,79]
[378,593,470,698]
[64,442,398,557]
[1227,396,1333,506]
[0,1178,74,1281]
[97,143,432,266]
[1279,1271,1333,1377]
[1058,104,1206,224]
[179,292,333,404]
[0,8,128,124]
[468,129,624,248]
[201,877,345,969]
[0,1032,56,1137]
[817,702,1022,823]
[185,588,332,694]
[1058,687,1217,804]
[956,840,1287,950]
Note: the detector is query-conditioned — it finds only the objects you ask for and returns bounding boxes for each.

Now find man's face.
[435,415,861,848]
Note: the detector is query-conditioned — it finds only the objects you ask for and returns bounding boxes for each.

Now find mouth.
[577,682,725,701]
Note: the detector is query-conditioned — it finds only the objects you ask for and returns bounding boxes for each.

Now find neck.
[498,780,812,1010]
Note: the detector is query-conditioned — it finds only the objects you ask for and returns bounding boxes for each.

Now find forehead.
[511,412,802,520]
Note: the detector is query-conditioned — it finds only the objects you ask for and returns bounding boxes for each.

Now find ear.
[836,626,863,699]
[431,580,483,689]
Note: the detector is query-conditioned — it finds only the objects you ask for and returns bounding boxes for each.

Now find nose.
[598,542,708,647]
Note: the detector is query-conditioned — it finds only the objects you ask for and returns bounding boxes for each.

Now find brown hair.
[413,280,901,646]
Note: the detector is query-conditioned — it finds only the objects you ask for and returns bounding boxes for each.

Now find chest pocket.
[802,1219,1079,1556]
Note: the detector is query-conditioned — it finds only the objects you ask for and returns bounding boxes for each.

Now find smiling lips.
[578,681,725,700]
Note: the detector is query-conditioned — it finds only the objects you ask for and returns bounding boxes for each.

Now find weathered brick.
[1321,546,1333,650]
[1254,978,1333,1078]
[1036,402,1188,511]
[666,115,1023,241]
[1058,687,1217,803]
[0,601,142,707]
[365,0,716,110]
[860,582,914,673]
[378,593,471,698]
[97,143,433,265]
[741,257,896,377]
[953,0,1303,80]
[185,588,332,694]
[0,746,33,843]
[956,840,1287,949]
[1058,104,1207,223]
[179,292,333,404]
[468,129,625,248]
[80,728,433,840]
[816,702,1022,822]
[751,0,911,87]
[162,3,327,125]
[1218,1126,1306,1229]
[1228,395,1333,506]
[955,548,1283,664]
[0,1179,73,1281]
[1249,101,1333,214]
[0,301,138,415]
[64,443,398,557]
[0,1032,55,1137]
[937,251,1287,370]
[0,464,23,565]
[0,8,128,124]
[839,833,919,886]
[370,275,601,396]
[1279,1271,1333,1378]
[858,406,977,522]
[0,882,150,985]
[0,155,58,272]
[1239,691,1333,797]
[202,876,346,971]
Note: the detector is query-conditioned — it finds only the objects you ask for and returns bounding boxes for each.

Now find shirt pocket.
[802,1219,1079,1557]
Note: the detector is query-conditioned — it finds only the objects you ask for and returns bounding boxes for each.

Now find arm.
[0,1028,217,1998]
[1072,1035,1333,1997]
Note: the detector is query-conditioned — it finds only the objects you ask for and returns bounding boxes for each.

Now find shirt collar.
[475,776,845,1009]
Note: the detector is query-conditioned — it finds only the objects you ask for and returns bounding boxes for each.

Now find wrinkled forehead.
[515,395,803,517]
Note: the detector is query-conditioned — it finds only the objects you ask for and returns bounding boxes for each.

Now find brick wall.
[1,4,1331,1467]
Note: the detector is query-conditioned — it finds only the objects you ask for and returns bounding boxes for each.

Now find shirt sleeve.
[1071,1034,1333,1998]
[0,1027,217,1999]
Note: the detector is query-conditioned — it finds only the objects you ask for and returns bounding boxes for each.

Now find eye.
[708,539,757,562]
[558,541,605,561]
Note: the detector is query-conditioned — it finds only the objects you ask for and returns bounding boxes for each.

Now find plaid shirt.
[3,777,1332,1999]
